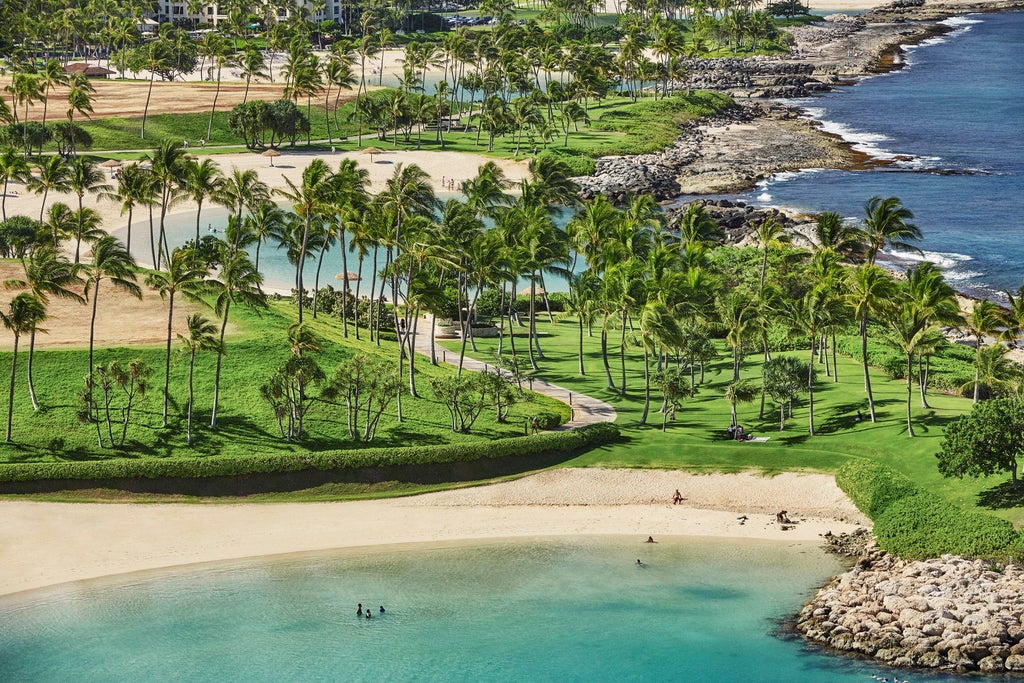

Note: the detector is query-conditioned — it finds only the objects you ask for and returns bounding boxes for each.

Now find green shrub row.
[0,422,620,484]
[835,461,1022,561]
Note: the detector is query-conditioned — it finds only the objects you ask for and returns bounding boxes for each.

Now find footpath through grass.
[444,317,1024,525]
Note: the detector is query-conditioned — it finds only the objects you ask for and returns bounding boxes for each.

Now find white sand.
[0,469,868,597]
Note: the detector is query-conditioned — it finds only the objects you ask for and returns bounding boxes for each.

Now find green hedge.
[0,422,619,484]
[835,460,1023,561]
[835,460,922,519]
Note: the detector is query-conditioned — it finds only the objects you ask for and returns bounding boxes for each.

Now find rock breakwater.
[797,544,1024,673]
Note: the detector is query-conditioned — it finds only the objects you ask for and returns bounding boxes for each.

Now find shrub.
[874,493,1020,561]
[0,423,619,485]
[835,460,921,519]
[536,149,595,177]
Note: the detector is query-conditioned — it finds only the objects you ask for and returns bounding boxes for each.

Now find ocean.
[744,11,1024,301]
[0,536,980,682]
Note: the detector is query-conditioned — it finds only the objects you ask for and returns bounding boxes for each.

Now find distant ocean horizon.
[738,11,1024,303]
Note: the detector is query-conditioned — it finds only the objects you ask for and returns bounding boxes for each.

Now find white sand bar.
[0,469,868,597]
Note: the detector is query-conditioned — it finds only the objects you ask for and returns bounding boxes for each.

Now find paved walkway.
[411,316,617,429]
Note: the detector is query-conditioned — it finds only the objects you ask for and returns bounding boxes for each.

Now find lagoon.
[0,536,985,682]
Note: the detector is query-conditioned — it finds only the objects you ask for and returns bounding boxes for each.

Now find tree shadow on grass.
[976,481,1024,510]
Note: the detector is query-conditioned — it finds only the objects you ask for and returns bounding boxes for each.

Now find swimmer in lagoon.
[356,603,363,617]
[645,536,655,543]
[379,606,385,614]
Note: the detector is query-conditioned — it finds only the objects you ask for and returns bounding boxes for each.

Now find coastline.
[0,469,868,597]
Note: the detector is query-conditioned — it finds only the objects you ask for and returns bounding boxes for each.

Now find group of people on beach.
[356,603,385,620]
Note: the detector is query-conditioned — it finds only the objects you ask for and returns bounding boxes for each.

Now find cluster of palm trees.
[1,58,97,157]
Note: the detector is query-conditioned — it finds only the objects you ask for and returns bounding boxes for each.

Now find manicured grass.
[442,317,1024,525]
[0,292,568,464]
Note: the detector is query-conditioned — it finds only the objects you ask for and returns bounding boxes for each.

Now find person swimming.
[379,606,385,614]
[356,603,363,616]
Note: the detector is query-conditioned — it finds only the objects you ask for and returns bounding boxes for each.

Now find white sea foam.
[888,249,974,269]
[757,192,773,202]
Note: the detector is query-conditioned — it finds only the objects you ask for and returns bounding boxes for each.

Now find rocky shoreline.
[573,0,1024,201]
[797,543,1024,674]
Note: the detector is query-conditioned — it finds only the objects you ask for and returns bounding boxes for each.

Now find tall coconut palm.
[38,58,69,132]
[101,162,152,258]
[143,140,188,270]
[145,247,210,427]
[84,236,141,383]
[209,246,266,429]
[177,314,220,447]
[0,293,45,441]
[246,200,287,275]
[330,158,370,335]
[4,246,85,410]
[237,41,269,104]
[65,73,96,157]
[276,159,334,323]
[217,167,269,232]
[201,32,234,141]
[862,196,922,264]
[847,264,896,422]
[754,217,790,292]
[813,210,863,260]
[182,157,225,248]
[963,299,1007,403]
[68,157,112,264]
[0,146,30,220]
[29,155,72,225]
[637,300,683,425]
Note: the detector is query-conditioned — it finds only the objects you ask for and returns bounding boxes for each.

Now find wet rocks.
[797,545,1024,673]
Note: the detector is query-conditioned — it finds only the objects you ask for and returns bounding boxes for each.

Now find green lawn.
[443,317,1024,525]
[0,291,568,465]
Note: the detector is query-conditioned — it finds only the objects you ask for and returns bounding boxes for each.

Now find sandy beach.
[0,469,868,597]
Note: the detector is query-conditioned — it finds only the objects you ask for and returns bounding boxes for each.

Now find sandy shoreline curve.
[0,469,868,598]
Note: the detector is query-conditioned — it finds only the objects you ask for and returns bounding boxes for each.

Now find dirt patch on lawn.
[0,261,217,351]
[0,78,308,120]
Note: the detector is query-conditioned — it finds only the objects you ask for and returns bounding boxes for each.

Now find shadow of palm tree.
[976,481,1024,510]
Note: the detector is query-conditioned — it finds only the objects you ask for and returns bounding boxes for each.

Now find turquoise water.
[0,536,975,682]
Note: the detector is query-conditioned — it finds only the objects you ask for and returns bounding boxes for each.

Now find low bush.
[0,422,619,485]
[835,460,921,519]
[874,492,1020,561]
[836,460,1022,560]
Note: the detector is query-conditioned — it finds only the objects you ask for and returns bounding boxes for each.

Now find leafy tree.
[430,374,489,434]
[0,293,45,441]
[653,367,692,432]
[323,354,401,441]
[78,359,151,448]
[763,356,810,430]
[937,398,1024,489]
[176,314,220,447]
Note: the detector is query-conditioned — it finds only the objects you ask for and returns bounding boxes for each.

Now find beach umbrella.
[519,286,547,298]
[99,159,122,169]
[262,148,282,166]
[335,271,361,282]
[362,147,384,162]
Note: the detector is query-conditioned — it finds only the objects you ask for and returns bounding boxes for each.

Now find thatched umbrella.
[335,271,361,282]
[519,286,547,298]
[262,148,282,166]
[99,159,122,169]
[362,146,384,162]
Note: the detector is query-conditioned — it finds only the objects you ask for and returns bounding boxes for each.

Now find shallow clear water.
[0,536,981,682]
[731,11,1024,301]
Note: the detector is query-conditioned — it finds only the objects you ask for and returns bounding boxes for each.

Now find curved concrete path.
[411,316,616,429]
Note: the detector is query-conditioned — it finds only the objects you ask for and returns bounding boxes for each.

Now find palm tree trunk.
[186,350,195,446]
[578,315,585,375]
[25,328,39,410]
[162,292,174,427]
[296,214,311,323]
[211,300,230,429]
[906,353,915,437]
[88,279,100,377]
[6,335,17,442]
[639,345,650,425]
[354,254,363,340]
[313,241,328,319]
[861,315,876,422]
[340,229,349,337]
[194,199,204,249]
[142,70,155,139]
[832,334,839,382]
[601,324,614,389]
[807,343,815,436]
[528,279,538,371]
[207,67,222,141]
[619,308,627,396]
[149,205,157,269]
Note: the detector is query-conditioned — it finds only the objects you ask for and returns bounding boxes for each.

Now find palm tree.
[84,236,141,383]
[0,146,30,220]
[65,73,96,157]
[209,246,266,429]
[4,246,85,410]
[201,32,235,141]
[139,39,173,139]
[0,293,45,441]
[238,41,269,104]
[101,162,152,257]
[813,210,863,260]
[959,344,1018,400]
[68,157,112,263]
[143,140,188,270]
[847,264,896,422]
[38,58,69,132]
[963,299,1007,403]
[182,158,225,248]
[145,247,210,428]
[177,314,220,447]
[29,155,72,225]
[862,196,922,264]
[754,218,790,292]
[637,300,683,425]
[276,159,334,323]
[217,168,269,232]
[246,200,287,275]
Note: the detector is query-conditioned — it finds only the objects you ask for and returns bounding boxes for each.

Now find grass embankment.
[443,317,1024,527]
[0,294,568,466]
